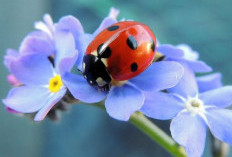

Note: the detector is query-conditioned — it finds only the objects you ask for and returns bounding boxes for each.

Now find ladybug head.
[82,54,112,91]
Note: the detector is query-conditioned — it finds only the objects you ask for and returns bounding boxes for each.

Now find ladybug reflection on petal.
[82,21,157,91]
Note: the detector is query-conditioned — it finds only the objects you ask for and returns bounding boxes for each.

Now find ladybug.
[83,21,156,91]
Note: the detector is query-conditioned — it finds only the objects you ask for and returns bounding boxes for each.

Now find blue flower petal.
[56,16,90,71]
[59,50,78,76]
[159,43,212,73]
[93,7,119,37]
[197,73,222,93]
[41,14,54,34]
[55,15,93,71]
[10,54,54,85]
[168,64,198,98]
[141,92,183,120]
[157,44,184,59]
[34,87,66,121]
[54,31,77,74]
[62,73,106,103]
[34,14,54,37]
[205,108,232,145]
[185,60,212,73]
[105,83,145,121]
[19,31,54,56]
[56,15,84,38]
[170,112,207,157]
[3,86,50,113]
[4,49,19,69]
[176,44,199,61]
[130,61,184,92]
[200,86,232,108]
[76,34,93,71]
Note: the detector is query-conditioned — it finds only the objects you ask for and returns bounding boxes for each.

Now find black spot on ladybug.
[151,40,155,52]
[107,25,119,31]
[97,43,112,58]
[127,36,138,50]
[131,62,138,72]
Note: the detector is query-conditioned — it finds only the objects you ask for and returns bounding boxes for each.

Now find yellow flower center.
[49,75,63,93]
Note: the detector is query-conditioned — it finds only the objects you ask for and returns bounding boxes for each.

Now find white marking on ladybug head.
[91,50,98,56]
[96,77,107,87]
[101,58,108,67]
[84,75,87,79]
[90,80,93,84]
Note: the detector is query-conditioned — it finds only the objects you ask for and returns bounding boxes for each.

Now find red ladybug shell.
[86,21,156,81]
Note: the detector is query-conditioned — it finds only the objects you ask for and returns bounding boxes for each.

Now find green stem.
[83,102,186,157]
[130,112,186,157]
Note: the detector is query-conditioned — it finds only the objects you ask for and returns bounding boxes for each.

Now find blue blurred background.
[0,0,232,156]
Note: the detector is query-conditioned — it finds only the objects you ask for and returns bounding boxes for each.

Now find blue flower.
[2,30,82,121]
[157,43,212,73]
[141,65,232,157]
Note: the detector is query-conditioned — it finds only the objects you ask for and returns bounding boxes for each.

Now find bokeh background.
[0,0,232,156]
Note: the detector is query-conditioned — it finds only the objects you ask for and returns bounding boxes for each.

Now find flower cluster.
[2,7,232,157]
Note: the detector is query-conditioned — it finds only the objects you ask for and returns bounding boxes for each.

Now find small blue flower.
[141,65,232,157]
[157,43,212,73]
[2,30,82,121]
